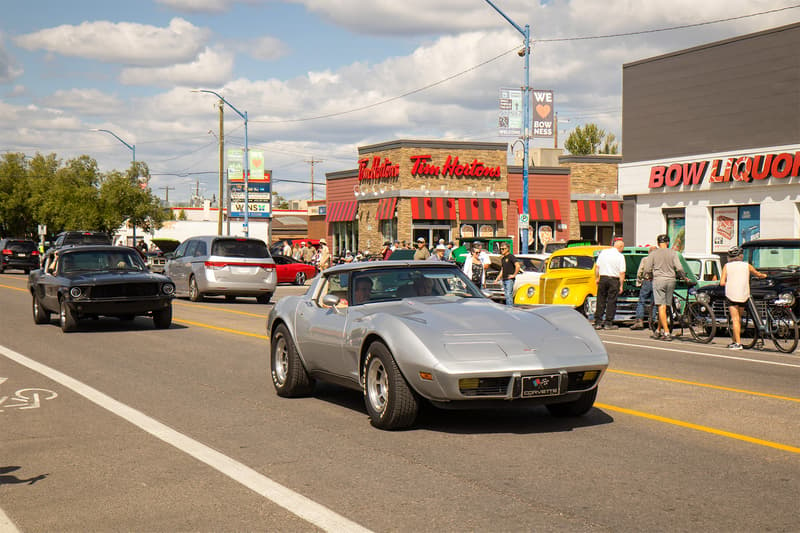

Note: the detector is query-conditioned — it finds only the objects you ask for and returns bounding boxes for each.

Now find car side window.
[194,241,207,257]
[173,241,188,258]
[318,273,349,307]
[706,260,720,281]
[184,241,199,258]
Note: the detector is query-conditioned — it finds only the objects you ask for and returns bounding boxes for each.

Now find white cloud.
[45,89,122,116]
[246,36,291,61]
[0,40,23,83]
[120,47,234,87]
[14,18,210,67]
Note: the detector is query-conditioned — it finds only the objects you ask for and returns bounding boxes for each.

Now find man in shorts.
[720,245,766,349]
[646,234,687,341]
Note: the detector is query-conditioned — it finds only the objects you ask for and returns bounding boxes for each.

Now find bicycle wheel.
[686,301,716,343]
[769,306,798,353]
[729,304,758,349]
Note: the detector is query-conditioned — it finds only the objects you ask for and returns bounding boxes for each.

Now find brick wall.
[559,155,621,240]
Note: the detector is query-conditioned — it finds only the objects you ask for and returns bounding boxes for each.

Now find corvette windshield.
[350,267,484,304]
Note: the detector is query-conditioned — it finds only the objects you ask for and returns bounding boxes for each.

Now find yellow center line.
[0,283,27,292]
[607,369,800,403]
[173,300,267,318]
[596,402,800,454]
[173,318,269,340]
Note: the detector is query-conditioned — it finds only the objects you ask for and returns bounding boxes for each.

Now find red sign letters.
[649,152,800,188]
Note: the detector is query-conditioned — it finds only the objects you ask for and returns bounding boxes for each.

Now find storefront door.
[413,224,451,246]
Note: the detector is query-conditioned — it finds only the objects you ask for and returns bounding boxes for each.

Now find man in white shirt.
[593,238,626,330]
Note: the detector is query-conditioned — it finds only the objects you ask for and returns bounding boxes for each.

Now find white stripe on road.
[0,344,372,533]
[602,339,800,369]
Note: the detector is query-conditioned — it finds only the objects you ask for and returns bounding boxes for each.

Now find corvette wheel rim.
[366,358,388,414]
[274,337,288,385]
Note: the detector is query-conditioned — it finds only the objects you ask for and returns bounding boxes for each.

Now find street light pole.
[484,0,531,254]
[193,89,250,238]
[91,128,138,247]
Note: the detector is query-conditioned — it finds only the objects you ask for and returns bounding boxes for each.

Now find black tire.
[153,305,172,329]
[118,315,135,321]
[32,294,50,324]
[546,387,598,417]
[686,301,716,343]
[769,306,798,353]
[270,324,313,397]
[256,294,272,304]
[362,341,419,430]
[59,298,78,332]
[189,276,203,302]
[729,304,758,349]
[295,272,307,285]
[225,295,237,302]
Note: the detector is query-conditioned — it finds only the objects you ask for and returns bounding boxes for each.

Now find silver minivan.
[165,236,277,303]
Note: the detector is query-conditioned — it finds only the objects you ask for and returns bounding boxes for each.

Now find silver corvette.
[267,261,608,430]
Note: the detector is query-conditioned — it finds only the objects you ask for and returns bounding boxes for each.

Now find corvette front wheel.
[363,341,419,430]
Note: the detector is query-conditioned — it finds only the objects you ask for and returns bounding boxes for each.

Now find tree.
[564,123,619,155]
[272,192,290,210]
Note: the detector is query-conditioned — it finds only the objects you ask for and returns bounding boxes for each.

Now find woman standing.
[462,245,488,288]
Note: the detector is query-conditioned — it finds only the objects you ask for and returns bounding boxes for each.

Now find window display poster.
[712,207,739,253]
[738,206,760,244]
[667,216,685,252]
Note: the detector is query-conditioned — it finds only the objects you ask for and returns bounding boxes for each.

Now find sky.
[2,0,799,205]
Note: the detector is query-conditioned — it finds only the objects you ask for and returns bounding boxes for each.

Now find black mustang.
[28,245,175,332]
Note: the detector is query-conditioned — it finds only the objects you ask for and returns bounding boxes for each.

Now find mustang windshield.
[349,267,484,304]
[60,250,145,273]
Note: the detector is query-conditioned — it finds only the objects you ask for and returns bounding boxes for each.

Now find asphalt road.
[1,270,798,532]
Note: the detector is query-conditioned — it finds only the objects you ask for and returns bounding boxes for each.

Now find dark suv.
[696,239,800,321]
[0,239,40,273]
[51,231,112,250]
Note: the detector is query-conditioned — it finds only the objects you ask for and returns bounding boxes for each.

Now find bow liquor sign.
[649,151,800,188]
[410,155,501,179]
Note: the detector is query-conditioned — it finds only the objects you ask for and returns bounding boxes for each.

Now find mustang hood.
[68,271,167,285]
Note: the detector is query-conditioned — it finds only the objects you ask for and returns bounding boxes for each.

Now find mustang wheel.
[271,324,313,396]
[546,387,597,417]
[189,277,203,302]
[153,305,172,329]
[363,341,419,430]
[295,272,307,285]
[59,299,78,332]
[32,294,50,324]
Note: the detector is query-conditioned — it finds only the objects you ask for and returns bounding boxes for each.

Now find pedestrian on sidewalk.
[630,245,657,330]
[594,238,626,329]
[646,234,687,341]
[720,245,766,350]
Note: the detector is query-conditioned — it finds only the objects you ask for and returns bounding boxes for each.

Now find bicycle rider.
[720,245,766,350]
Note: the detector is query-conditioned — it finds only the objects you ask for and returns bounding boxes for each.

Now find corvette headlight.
[162,283,176,295]
[69,287,82,298]
[526,287,536,298]
[560,287,570,298]
[696,292,711,305]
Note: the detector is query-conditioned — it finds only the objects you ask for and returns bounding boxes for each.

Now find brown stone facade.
[558,155,622,240]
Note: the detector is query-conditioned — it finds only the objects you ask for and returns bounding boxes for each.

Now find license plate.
[232,266,256,274]
[17,253,27,257]
[521,374,561,397]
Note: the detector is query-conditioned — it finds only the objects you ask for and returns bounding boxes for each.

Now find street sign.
[518,213,530,226]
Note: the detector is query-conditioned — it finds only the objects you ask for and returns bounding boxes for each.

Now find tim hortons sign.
[358,157,400,182]
[649,151,800,188]
[410,155,501,178]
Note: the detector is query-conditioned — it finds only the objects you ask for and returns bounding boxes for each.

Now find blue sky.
[2,0,798,203]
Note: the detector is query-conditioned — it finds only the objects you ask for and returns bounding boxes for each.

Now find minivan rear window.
[212,239,270,258]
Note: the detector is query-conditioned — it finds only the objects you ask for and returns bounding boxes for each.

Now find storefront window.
[712,205,760,253]
[666,211,686,252]
[379,219,397,244]
[524,221,557,253]
[331,221,358,256]
[413,221,451,245]
[459,223,495,240]
[580,224,621,246]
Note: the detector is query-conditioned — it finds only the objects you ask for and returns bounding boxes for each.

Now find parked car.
[48,230,112,250]
[483,253,549,302]
[267,260,608,430]
[695,239,800,322]
[164,236,277,303]
[451,237,514,266]
[145,238,181,273]
[28,245,175,332]
[272,254,317,285]
[683,253,722,286]
[0,238,40,274]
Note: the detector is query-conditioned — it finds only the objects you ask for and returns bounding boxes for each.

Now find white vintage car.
[267,260,608,430]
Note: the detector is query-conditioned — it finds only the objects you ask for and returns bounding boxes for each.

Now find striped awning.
[375,198,398,220]
[516,199,562,221]
[410,197,456,220]
[577,200,623,223]
[458,198,503,221]
[326,200,358,222]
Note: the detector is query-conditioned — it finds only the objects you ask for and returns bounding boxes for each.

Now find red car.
[272,254,317,285]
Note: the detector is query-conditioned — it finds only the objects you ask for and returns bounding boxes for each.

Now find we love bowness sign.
[498,88,554,139]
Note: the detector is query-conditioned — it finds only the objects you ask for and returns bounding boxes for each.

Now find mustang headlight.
[696,292,711,305]
[162,283,176,295]
[69,287,83,298]
[526,286,536,298]
[560,287,570,298]
[777,292,795,307]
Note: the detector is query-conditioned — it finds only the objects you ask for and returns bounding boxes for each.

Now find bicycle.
[647,284,717,343]
[728,296,798,353]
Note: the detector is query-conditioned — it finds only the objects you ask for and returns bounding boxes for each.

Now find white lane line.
[0,344,372,533]
[602,340,800,369]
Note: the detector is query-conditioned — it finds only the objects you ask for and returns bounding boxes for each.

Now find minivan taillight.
[204,261,275,270]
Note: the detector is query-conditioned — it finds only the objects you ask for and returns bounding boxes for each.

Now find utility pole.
[217,99,224,235]
[305,157,324,201]
[159,186,175,204]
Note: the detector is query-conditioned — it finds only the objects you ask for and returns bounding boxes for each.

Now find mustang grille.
[459,377,511,396]
[89,283,161,298]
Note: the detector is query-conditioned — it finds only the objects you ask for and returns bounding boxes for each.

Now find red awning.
[515,199,562,221]
[410,197,456,220]
[458,198,503,221]
[375,198,398,220]
[577,200,622,223]
[326,200,358,222]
